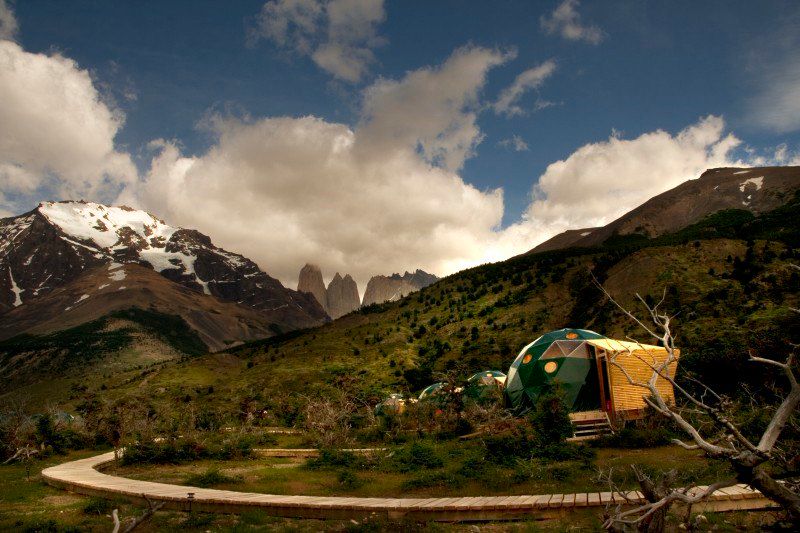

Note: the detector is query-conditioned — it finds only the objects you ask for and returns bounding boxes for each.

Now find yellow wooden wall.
[608,349,679,411]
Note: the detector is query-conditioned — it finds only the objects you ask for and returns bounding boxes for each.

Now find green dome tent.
[464,370,507,403]
[505,328,606,413]
[418,382,446,401]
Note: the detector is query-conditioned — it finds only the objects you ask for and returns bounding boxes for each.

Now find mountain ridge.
[530,166,800,254]
[0,201,328,331]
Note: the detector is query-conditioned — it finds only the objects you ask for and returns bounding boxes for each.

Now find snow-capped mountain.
[0,201,327,330]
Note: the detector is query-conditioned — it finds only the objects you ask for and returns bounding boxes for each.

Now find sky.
[1,0,800,289]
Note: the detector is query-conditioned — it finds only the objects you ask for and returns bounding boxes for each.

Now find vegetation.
[0,194,798,530]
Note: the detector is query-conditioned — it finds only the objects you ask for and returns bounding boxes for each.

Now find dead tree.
[111,494,165,533]
[595,281,800,528]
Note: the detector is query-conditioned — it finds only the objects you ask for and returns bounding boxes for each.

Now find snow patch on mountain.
[39,201,176,249]
[739,176,764,192]
[7,268,23,306]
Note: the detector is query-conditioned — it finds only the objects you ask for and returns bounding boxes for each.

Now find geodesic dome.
[374,393,407,416]
[418,382,445,401]
[505,328,680,416]
[464,370,506,402]
[504,328,605,413]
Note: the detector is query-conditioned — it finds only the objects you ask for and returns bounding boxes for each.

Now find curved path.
[42,451,775,521]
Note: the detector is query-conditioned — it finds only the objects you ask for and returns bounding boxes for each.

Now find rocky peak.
[297,263,328,313]
[326,272,360,319]
[362,269,439,306]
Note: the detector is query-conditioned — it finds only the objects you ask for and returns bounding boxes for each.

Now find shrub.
[594,427,673,449]
[82,497,113,515]
[529,386,573,445]
[482,428,536,466]
[120,434,254,465]
[185,468,242,487]
[306,449,365,470]
[386,441,444,472]
[337,469,364,489]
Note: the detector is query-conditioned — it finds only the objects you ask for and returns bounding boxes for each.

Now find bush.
[386,441,444,473]
[120,434,254,465]
[305,449,366,470]
[529,387,573,445]
[537,442,596,463]
[82,497,113,515]
[337,469,364,489]
[401,470,462,491]
[482,428,536,465]
[594,427,673,449]
[185,468,242,487]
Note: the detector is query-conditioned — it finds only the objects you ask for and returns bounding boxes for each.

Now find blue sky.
[2,1,799,285]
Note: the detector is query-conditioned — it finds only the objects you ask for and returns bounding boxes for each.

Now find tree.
[596,277,800,529]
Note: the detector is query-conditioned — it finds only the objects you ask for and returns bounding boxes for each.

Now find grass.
[108,443,727,499]
[0,446,782,532]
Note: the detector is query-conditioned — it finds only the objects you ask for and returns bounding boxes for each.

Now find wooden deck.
[41,451,777,522]
[253,448,387,458]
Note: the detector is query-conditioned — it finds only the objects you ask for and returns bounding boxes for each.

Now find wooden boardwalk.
[41,451,777,522]
[253,448,386,458]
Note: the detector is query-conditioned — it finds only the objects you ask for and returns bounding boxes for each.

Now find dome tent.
[505,328,606,413]
[418,382,445,401]
[505,328,680,418]
[464,370,507,402]
[374,393,407,416]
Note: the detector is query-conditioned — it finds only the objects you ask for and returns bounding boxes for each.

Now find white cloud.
[541,0,604,45]
[0,0,17,41]
[0,40,137,213]
[497,116,742,251]
[251,0,386,83]
[493,59,557,117]
[122,46,511,288]
[746,45,800,134]
[498,135,529,152]
[0,23,768,294]
[359,46,513,171]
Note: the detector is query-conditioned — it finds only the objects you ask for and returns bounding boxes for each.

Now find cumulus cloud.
[359,46,513,171]
[498,135,529,152]
[0,40,137,214]
[0,0,17,41]
[498,116,742,249]
[493,59,557,117]
[251,0,386,83]
[122,46,512,288]
[541,0,604,45]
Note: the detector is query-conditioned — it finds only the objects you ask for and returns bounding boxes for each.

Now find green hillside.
[14,193,794,418]
[0,309,207,408]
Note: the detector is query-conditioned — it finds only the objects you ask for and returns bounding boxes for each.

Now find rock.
[297,263,328,313]
[362,269,439,306]
[326,272,360,319]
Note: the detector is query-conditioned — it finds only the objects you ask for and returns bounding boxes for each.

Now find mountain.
[3,166,799,411]
[362,269,439,306]
[0,263,281,351]
[530,166,800,253]
[297,263,329,314]
[0,201,327,332]
[32,182,797,416]
[326,273,360,319]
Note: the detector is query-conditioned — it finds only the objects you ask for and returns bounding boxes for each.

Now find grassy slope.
[0,309,208,407]
[68,203,800,416]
